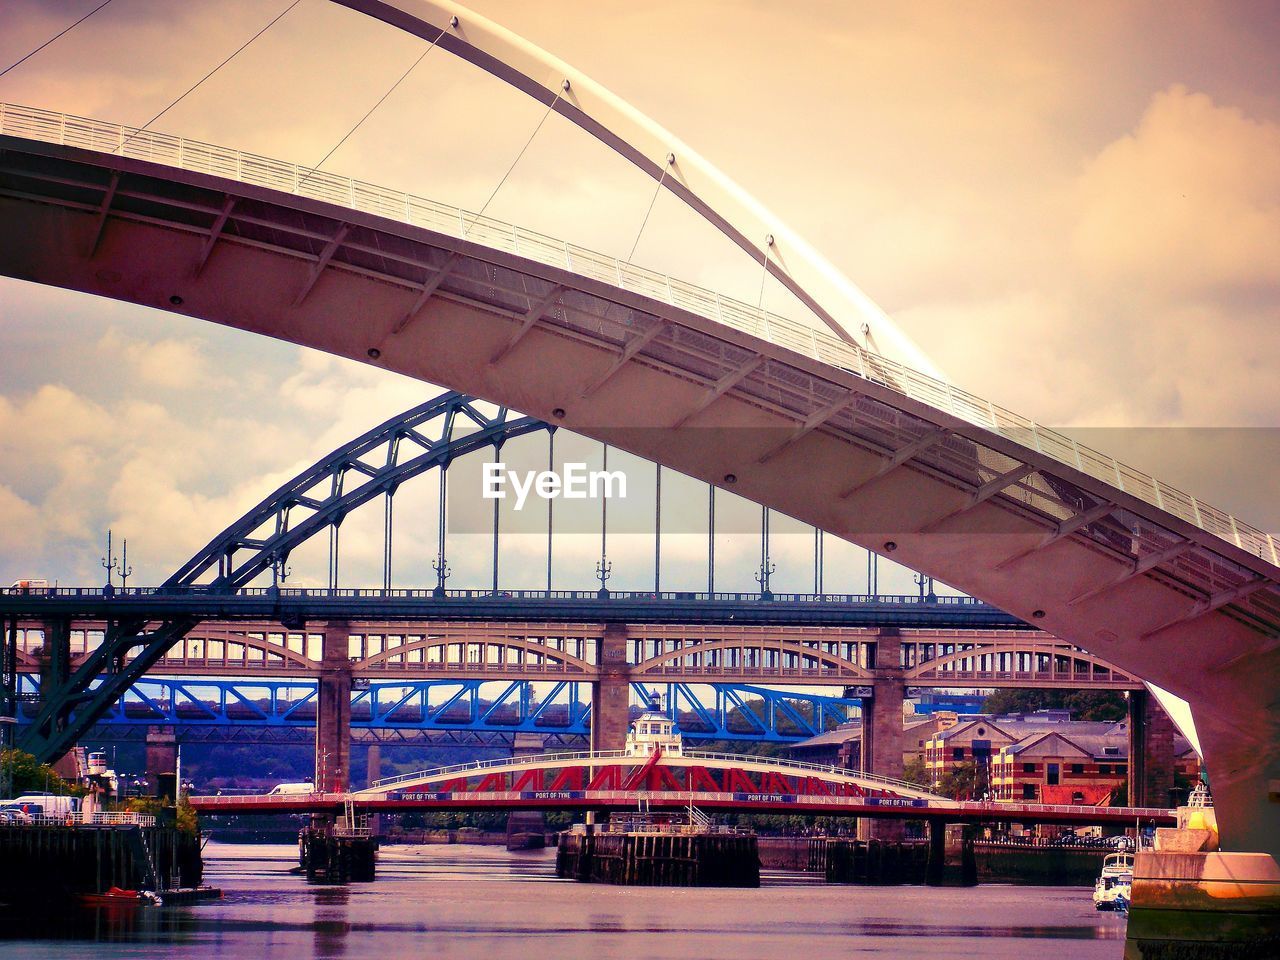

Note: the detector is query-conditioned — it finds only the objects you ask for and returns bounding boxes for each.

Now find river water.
[4,842,1128,959]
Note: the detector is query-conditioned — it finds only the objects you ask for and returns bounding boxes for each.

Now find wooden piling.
[555,829,759,887]
[298,828,378,883]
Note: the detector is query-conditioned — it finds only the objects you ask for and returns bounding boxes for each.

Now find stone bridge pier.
[145,726,178,799]
[592,622,631,753]
[860,629,907,841]
[316,622,352,794]
[1128,688,1178,807]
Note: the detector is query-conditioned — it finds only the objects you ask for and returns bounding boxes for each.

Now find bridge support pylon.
[36,618,71,744]
[507,733,548,849]
[1128,688,1177,807]
[925,820,977,887]
[591,623,631,753]
[861,630,907,841]
[316,622,352,794]
[145,725,178,799]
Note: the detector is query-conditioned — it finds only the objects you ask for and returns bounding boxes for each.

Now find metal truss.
[17,393,546,764]
[167,392,543,590]
[353,679,592,736]
[76,724,586,749]
[655,682,857,741]
[15,674,856,744]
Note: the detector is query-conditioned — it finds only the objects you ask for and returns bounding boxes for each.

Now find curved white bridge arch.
[0,15,1275,856]
[333,0,939,374]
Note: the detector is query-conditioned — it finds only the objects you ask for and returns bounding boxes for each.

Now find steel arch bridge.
[0,0,1275,855]
[8,392,551,764]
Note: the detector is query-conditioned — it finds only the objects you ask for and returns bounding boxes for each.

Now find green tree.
[1,748,82,797]
[902,755,930,788]
[936,761,981,800]
[176,795,199,836]
[981,689,1125,722]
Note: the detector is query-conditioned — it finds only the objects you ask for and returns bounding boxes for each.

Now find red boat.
[79,887,161,907]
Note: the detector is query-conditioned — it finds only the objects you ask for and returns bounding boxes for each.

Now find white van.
[266,782,315,796]
[13,793,80,817]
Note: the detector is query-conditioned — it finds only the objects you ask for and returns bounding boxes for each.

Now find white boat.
[1093,851,1134,911]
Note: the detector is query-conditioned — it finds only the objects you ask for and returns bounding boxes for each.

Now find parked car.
[1,802,43,821]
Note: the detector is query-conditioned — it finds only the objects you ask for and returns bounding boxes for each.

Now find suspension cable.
[467,83,564,233]
[757,234,774,308]
[299,25,448,189]
[115,0,303,155]
[626,153,674,263]
[0,0,116,81]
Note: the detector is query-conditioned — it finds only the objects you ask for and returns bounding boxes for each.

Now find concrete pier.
[1125,798,1280,958]
[145,726,178,799]
[925,821,977,886]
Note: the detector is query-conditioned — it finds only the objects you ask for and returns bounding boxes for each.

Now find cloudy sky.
[0,0,1276,593]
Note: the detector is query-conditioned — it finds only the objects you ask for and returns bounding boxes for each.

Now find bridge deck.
[189,790,1173,826]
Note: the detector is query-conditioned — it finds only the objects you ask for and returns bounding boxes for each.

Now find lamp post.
[101,528,118,595]
[756,506,775,600]
[118,539,134,591]
[913,571,937,602]
[432,556,451,598]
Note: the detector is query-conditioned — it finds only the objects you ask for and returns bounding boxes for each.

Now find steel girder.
[17,393,546,763]
[15,674,855,743]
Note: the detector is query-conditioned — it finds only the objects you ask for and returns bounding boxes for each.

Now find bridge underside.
[0,136,1275,855]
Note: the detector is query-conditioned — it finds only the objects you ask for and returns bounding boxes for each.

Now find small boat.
[80,887,163,907]
[1093,851,1134,911]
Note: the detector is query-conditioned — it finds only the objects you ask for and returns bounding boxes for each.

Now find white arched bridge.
[0,0,1275,858]
[188,747,1175,827]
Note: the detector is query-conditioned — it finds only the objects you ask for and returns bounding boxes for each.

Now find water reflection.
[1,843,1128,960]
[312,887,350,959]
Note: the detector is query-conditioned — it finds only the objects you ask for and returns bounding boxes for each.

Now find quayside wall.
[0,823,202,903]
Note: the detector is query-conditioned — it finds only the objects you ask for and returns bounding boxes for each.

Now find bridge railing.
[0,584,991,605]
[6,811,158,827]
[366,748,939,797]
[368,748,632,790]
[1,101,1274,568]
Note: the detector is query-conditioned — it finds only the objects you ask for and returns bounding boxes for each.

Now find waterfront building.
[990,730,1128,804]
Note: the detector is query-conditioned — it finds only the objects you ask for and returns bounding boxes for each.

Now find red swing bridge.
[188,748,1175,827]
